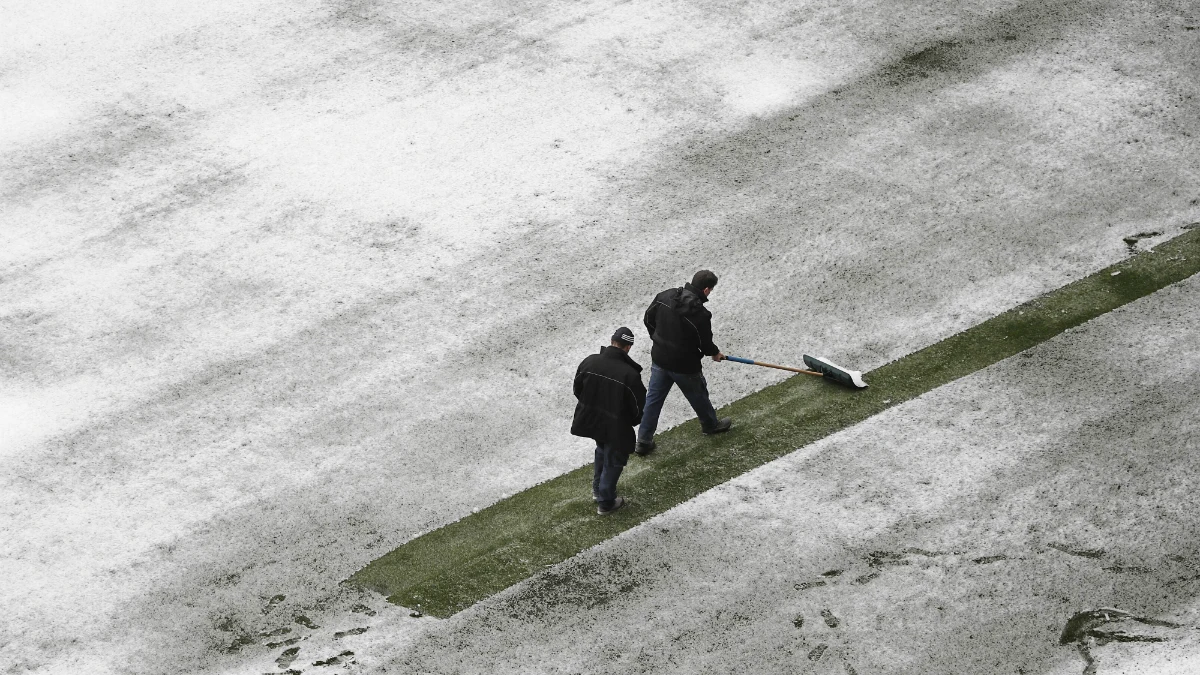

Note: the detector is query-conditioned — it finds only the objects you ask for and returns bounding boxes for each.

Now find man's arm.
[573,362,586,399]
[627,376,647,426]
[643,297,658,337]
[694,309,721,358]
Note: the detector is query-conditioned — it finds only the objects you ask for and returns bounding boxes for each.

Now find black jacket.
[644,282,719,374]
[571,346,646,457]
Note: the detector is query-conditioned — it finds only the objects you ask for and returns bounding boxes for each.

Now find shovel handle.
[725,355,823,377]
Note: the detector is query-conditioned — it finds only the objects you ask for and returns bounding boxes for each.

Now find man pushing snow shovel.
[635,270,732,456]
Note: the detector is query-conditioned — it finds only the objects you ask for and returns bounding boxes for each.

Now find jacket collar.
[600,345,643,372]
[682,282,708,303]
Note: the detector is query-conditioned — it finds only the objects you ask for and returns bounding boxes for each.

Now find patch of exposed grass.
[347,229,1200,617]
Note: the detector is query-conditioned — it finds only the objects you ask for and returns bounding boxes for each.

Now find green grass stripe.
[347,228,1200,617]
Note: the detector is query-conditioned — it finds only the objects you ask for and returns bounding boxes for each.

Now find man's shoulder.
[582,350,643,379]
[678,291,711,317]
[613,352,643,377]
[654,287,682,302]
[577,351,604,371]
[581,349,634,369]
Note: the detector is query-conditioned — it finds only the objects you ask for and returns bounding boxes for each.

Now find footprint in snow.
[333,626,369,639]
[263,594,286,614]
[313,650,355,667]
[295,615,320,629]
[275,646,300,668]
[821,609,840,628]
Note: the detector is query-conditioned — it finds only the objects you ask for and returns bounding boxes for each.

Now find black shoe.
[597,496,626,515]
[634,440,656,456]
[703,417,732,435]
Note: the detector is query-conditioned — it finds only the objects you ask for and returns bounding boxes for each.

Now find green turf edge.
[346,229,1200,618]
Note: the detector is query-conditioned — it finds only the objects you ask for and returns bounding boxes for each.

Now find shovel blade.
[802,355,868,388]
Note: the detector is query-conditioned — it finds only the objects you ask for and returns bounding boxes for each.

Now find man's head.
[611,326,635,352]
[692,270,718,297]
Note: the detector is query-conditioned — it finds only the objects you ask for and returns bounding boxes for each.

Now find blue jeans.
[593,441,625,508]
[637,363,720,443]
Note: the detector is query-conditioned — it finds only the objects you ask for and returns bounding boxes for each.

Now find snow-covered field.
[2,0,1199,673]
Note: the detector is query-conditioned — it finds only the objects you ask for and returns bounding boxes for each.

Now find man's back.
[644,283,718,374]
[571,346,646,443]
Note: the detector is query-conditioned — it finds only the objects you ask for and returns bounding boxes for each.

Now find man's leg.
[594,441,624,511]
[636,364,673,446]
[593,443,603,502]
[673,369,727,433]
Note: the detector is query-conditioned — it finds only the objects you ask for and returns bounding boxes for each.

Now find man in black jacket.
[572,327,647,515]
[636,270,731,455]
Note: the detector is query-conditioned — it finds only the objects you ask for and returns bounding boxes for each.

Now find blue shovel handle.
[724,355,823,376]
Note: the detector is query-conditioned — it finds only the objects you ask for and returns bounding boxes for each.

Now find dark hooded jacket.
[571,346,647,459]
[643,282,719,374]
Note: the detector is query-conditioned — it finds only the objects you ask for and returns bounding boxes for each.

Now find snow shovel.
[724,354,868,389]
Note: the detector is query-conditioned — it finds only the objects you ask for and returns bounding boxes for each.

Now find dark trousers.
[593,441,626,509]
[637,363,720,443]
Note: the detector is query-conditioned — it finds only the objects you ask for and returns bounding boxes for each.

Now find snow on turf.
[2,0,1200,673]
